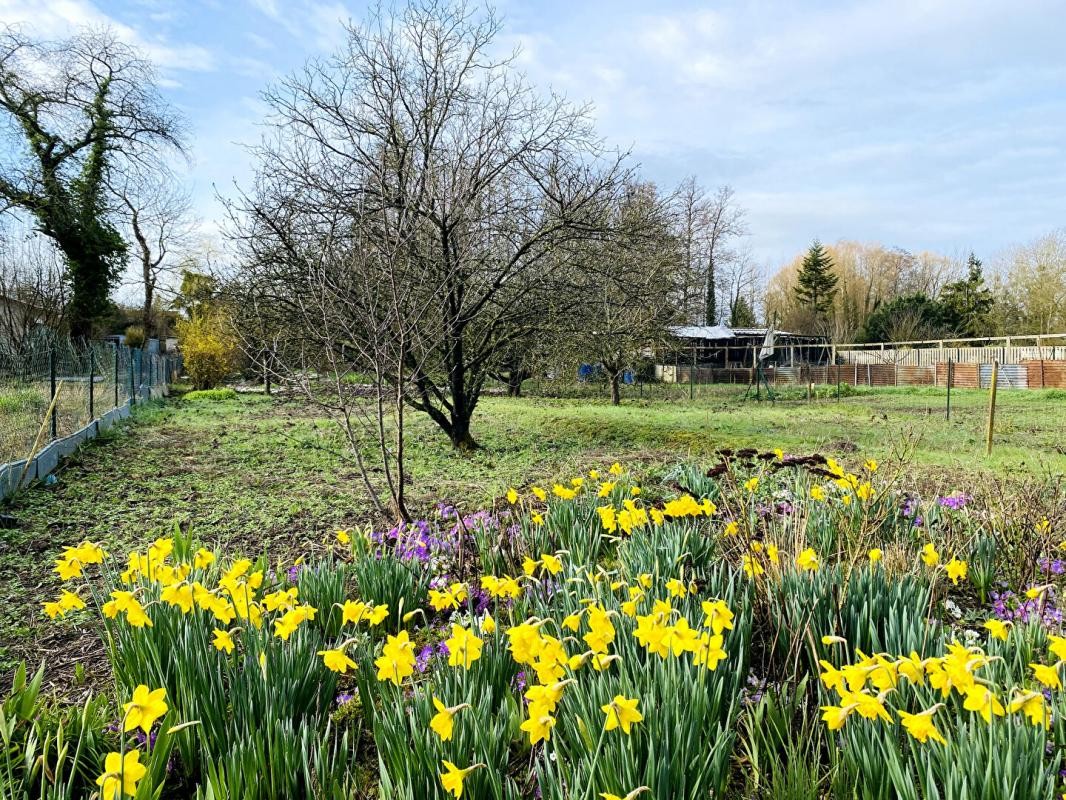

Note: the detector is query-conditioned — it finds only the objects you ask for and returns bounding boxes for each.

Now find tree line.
[765,236,1066,342]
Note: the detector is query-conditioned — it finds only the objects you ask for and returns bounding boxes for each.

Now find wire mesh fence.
[0,334,182,468]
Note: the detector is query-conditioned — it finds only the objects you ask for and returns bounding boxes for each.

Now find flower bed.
[8,453,1066,799]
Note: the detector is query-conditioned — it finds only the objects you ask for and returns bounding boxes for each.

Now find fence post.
[49,342,58,439]
[985,360,999,456]
[129,348,135,404]
[113,344,120,408]
[945,358,952,420]
[689,346,695,401]
[88,347,95,420]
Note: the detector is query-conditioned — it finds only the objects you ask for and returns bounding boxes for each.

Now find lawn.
[2,383,1064,676]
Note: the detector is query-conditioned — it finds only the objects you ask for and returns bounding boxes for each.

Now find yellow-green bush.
[177,310,239,390]
[124,324,146,349]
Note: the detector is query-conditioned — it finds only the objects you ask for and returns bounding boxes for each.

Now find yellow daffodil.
[963,685,1004,723]
[898,706,946,744]
[445,624,484,669]
[193,548,215,569]
[552,484,577,500]
[1009,691,1049,727]
[212,628,235,654]
[1030,662,1062,690]
[921,542,940,567]
[944,558,967,585]
[319,648,357,674]
[439,760,483,799]
[375,630,416,685]
[693,631,727,670]
[520,710,556,745]
[602,694,643,734]
[742,554,764,578]
[868,548,883,563]
[540,553,563,574]
[1048,634,1066,662]
[600,790,650,800]
[983,619,1009,641]
[796,548,819,572]
[96,750,147,800]
[429,697,470,741]
[122,685,168,734]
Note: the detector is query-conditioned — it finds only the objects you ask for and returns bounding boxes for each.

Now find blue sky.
[2,0,1065,273]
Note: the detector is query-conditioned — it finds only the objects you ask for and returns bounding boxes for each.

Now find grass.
[2,382,1064,676]
[0,379,127,465]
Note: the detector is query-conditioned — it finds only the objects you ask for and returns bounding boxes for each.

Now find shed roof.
[669,325,822,341]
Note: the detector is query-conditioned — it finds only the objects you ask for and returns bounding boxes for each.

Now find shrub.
[123,324,146,349]
[177,310,239,390]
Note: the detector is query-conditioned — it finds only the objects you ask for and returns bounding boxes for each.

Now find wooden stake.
[985,360,999,456]
[16,380,65,490]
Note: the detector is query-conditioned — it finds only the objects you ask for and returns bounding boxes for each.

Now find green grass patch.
[182,388,239,402]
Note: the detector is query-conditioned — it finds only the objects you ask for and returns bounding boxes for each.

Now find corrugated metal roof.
[669,325,818,340]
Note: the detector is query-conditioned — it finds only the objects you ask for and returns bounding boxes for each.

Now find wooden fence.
[664,360,1066,390]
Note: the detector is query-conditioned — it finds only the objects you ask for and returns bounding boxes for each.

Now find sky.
[2,0,1065,276]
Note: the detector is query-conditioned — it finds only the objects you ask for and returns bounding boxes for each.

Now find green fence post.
[113,343,119,408]
[88,347,95,420]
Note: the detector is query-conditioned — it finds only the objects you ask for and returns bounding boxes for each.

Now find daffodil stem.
[584,722,609,800]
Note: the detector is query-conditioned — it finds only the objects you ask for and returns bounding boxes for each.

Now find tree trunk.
[142,283,154,341]
[507,370,523,397]
[449,413,478,450]
[609,372,621,405]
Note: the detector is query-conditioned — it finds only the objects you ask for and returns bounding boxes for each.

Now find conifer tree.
[794,240,839,319]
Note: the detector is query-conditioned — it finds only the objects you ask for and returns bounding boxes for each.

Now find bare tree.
[0,26,186,338]
[230,211,438,521]
[672,179,747,326]
[112,174,193,340]
[0,225,68,348]
[565,182,683,405]
[229,2,626,450]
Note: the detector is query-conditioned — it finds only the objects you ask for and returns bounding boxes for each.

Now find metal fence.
[0,334,182,488]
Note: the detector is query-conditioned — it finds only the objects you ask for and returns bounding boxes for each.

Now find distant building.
[0,293,47,349]
[661,325,830,372]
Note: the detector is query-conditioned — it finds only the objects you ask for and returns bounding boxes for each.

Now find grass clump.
[183,388,239,402]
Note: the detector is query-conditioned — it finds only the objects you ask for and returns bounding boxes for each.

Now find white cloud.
[0,0,216,71]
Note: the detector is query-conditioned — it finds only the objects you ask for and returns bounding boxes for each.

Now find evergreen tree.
[704,258,717,325]
[794,240,839,320]
[729,293,757,327]
[939,252,994,336]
